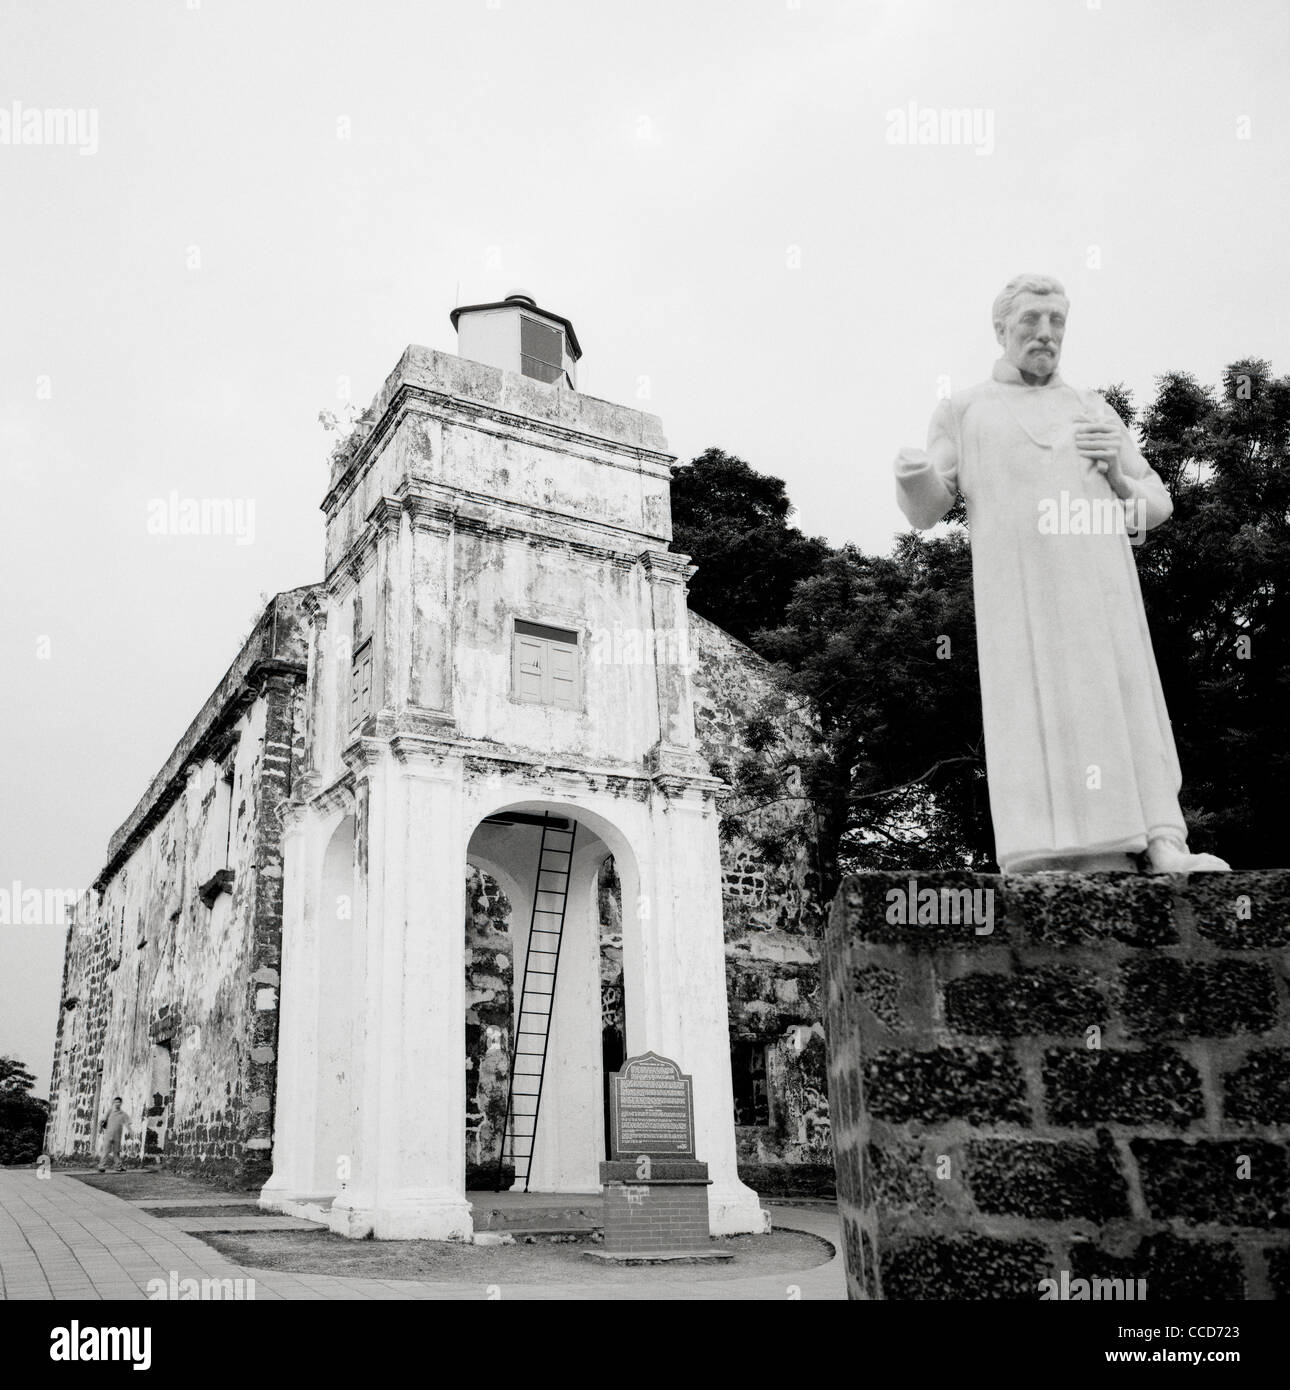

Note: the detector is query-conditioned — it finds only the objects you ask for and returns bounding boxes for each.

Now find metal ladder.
[496,816,577,1191]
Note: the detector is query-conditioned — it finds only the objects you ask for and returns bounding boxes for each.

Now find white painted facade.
[259,318,765,1239]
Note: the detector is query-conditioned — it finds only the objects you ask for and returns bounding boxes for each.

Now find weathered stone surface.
[1119,957,1279,1038]
[1068,1235,1245,1300]
[964,1137,1130,1221]
[826,869,1290,1300]
[837,872,1010,948]
[864,1047,1030,1125]
[1186,872,1290,948]
[860,1228,878,1299]
[692,612,830,1168]
[1223,1048,1290,1125]
[866,1140,946,1216]
[464,865,514,1180]
[880,1235,1051,1301]
[1005,873,1177,946]
[1043,1048,1205,1126]
[852,965,904,1034]
[1265,1245,1290,1299]
[1132,1139,1290,1228]
[46,595,312,1184]
[944,966,1106,1037]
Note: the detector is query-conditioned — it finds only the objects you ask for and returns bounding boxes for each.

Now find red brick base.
[599,1160,711,1254]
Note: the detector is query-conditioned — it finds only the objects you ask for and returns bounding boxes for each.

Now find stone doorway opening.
[144,1041,172,1159]
[464,803,638,1194]
[597,854,625,1159]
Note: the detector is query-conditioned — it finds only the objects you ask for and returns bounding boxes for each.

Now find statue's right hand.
[895,446,930,474]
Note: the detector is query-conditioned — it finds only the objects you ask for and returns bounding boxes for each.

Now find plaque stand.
[589,1053,734,1264]
[592,1158,732,1263]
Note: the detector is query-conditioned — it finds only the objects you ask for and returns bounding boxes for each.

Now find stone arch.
[463,797,645,1191]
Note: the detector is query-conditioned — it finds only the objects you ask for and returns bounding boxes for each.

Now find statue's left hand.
[1073,416,1129,495]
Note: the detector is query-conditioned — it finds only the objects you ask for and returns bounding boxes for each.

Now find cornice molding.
[341,737,386,775]
[324,477,666,580]
[322,383,675,517]
[639,549,698,584]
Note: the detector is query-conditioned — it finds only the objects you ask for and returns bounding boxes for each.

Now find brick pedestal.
[824,870,1290,1301]
[597,1159,714,1256]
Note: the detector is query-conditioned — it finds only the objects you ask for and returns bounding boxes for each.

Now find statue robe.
[895,359,1186,872]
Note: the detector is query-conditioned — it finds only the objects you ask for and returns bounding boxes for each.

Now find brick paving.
[0,1170,844,1300]
[0,1170,259,1301]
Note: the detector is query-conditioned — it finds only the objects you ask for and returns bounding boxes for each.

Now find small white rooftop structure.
[450,291,582,389]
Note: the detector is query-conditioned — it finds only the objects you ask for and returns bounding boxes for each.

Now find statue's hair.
[992,273,1067,332]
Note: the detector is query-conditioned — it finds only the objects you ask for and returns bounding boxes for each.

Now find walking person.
[97,1096,130,1173]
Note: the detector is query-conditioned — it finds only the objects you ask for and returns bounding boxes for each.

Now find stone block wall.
[46,592,312,1185]
[824,871,1290,1300]
[690,611,830,1171]
[464,865,514,1179]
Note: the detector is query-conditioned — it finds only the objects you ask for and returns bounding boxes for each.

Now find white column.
[259,805,322,1205]
[329,744,472,1239]
[648,781,767,1236]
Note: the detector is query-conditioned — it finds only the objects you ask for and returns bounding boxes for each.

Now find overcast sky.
[2,0,1287,1096]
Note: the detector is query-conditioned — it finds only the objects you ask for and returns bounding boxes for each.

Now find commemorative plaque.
[608,1052,696,1160]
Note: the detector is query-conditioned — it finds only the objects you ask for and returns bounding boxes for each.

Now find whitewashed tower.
[260,293,766,1239]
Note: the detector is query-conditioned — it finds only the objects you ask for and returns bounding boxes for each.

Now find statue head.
[992,273,1069,383]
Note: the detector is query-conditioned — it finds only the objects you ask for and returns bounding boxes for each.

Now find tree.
[0,1057,37,1092]
[1128,360,1290,866]
[753,533,991,898]
[670,448,831,645]
[0,1056,48,1166]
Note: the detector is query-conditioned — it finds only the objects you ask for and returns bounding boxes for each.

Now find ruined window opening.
[350,639,373,728]
[221,760,235,866]
[731,1041,769,1127]
[88,1062,103,1144]
[512,620,580,710]
[108,908,124,970]
[145,1041,172,1156]
[519,315,565,386]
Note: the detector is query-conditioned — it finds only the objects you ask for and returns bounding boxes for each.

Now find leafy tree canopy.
[0,1056,48,1167]
[670,448,831,645]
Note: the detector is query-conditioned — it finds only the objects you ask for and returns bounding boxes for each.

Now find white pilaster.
[329,743,472,1239]
[259,804,322,1205]
[649,780,767,1236]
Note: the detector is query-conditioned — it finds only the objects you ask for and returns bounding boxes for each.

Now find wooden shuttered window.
[512,620,580,710]
[350,640,373,728]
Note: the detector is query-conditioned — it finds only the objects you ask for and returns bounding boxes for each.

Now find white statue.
[894,273,1229,875]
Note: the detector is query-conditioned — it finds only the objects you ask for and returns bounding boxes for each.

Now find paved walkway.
[0,1170,843,1300]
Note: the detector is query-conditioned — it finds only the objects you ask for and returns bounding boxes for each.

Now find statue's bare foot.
[1145,837,1231,873]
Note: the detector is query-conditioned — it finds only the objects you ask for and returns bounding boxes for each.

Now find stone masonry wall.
[464,866,514,1179]
[690,611,830,1172]
[824,870,1290,1300]
[46,593,311,1186]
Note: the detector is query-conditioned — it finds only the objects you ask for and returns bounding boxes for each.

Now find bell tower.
[261,295,766,1240]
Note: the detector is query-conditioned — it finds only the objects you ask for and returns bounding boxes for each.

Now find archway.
[464,800,643,1193]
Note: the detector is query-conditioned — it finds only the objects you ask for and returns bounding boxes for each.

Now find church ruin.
[45,294,829,1238]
